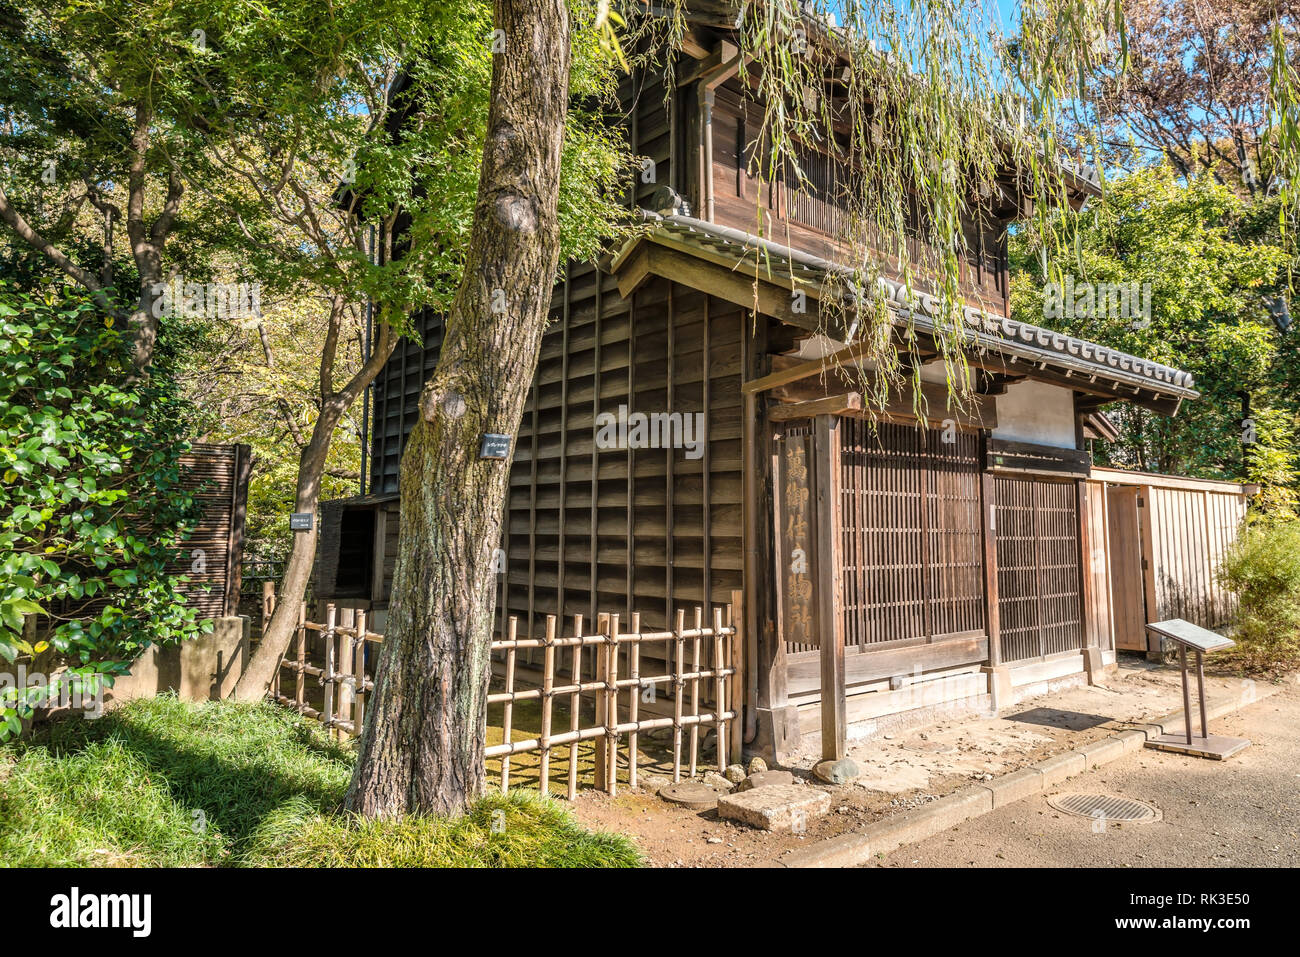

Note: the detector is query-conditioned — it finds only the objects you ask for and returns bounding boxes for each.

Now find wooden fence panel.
[272,602,741,797]
[1086,468,1253,647]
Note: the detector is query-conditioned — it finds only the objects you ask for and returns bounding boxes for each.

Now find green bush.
[0,285,206,736]
[1217,517,1300,670]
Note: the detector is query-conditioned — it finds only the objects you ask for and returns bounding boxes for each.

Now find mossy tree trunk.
[346,0,571,819]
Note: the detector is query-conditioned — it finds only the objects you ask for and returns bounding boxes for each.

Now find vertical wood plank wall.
[501,271,745,639]
[1146,485,1245,627]
[1086,471,1251,636]
[1081,479,1115,652]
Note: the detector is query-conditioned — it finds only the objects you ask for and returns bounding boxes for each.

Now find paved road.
[871,682,1300,867]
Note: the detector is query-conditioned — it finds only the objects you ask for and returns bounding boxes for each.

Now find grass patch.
[0,694,640,868]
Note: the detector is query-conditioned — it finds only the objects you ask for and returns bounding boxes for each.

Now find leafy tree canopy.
[1012,165,1295,505]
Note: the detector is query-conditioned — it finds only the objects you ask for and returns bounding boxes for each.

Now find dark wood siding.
[368,307,445,495]
[499,269,745,641]
[708,81,1011,317]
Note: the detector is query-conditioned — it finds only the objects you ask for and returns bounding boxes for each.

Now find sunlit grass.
[0,694,640,868]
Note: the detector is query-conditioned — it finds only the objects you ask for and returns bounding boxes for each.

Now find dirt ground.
[868,682,1300,868]
[546,657,1284,866]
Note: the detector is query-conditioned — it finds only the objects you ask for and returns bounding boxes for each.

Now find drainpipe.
[698,44,745,222]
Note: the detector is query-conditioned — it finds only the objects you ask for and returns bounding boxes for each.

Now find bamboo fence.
[267,594,744,799]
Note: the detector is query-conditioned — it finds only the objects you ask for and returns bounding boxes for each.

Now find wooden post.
[338,608,355,729]
[501,617,517,793]
[672,608,685,783]
[814,415,846,761]
[294,603,306,710]
[322,604,337,739]
[628,612,641,790]
[689,607,702,778]
[728,590,744,765]
[713,606,726,772]
[592,612,610,789]
[1076,479,1095,648]
[567,614,583,801]
[540,615,557,796]
[981,470,1002,667]
[353,610,368,738]
[605,613,620,796]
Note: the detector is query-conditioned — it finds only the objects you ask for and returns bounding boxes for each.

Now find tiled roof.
[632,213,1197,399]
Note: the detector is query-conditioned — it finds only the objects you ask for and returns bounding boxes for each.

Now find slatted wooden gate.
[993,475,1083,662]
[838,419,985,649]
[777,418,987,674]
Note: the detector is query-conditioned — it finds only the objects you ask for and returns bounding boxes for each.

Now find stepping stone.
[658,781,730,810]
[718,784,831,830]
[735,769,794,791]
[813,758,860,785]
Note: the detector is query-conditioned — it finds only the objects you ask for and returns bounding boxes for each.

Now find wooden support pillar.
[981,469,1002,667]
[1138,485,1161,660]
[814,414,846,761]
[758,410,796,761]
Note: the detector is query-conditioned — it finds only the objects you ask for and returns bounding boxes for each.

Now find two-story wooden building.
[314,9,1207,761]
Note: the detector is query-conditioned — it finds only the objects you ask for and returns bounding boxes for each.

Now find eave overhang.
[609,212,1198,417]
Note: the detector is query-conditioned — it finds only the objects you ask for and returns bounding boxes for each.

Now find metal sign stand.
[1143,619,1251,760]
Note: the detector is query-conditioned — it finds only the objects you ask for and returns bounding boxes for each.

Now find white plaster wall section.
[991,379,1077,449]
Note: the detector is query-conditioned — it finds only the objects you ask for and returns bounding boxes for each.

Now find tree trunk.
[230,409,337,702]
[346,0,571,819]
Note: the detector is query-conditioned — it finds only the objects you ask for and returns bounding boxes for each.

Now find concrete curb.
[779,684,1278,868]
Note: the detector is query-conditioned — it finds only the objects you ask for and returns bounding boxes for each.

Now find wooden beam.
[772,370,998,431]
[814,414,846,760]
[986,437,1091,478]
[768,392,863,421]
[742,340,881,395]
[787,635,988,694]
[643,245,820,331]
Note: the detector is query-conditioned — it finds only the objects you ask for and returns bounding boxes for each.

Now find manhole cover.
[1047,793,1161,823]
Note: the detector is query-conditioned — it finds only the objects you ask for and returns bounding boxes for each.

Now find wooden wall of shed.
[1146,484,1247,628]
[705,79,1011,318]
[497,268,746,642]
[1084,470,1252,646]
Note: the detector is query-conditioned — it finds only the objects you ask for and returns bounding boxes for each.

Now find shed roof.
[609,212,1197,415]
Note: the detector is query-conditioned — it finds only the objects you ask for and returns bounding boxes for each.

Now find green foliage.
[1011,166,1295,497]
[0,285,206,735]
[0,694,641,867]
[1218,517,1300,670]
